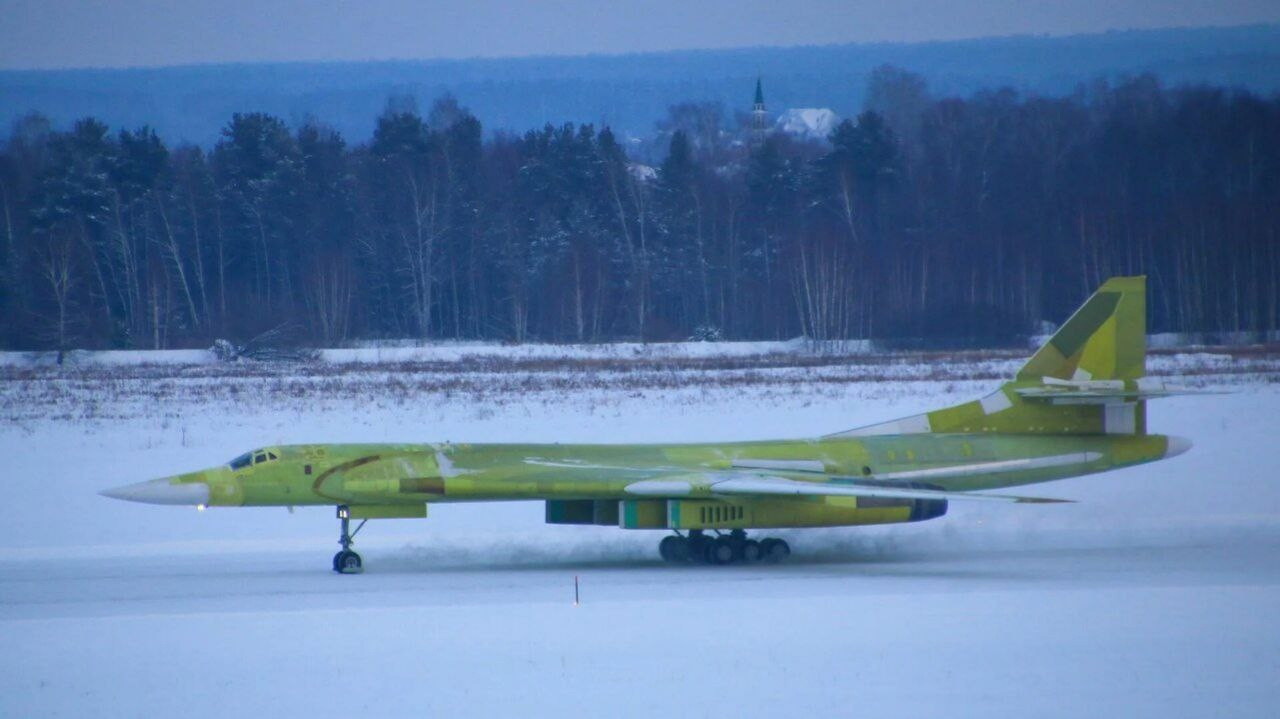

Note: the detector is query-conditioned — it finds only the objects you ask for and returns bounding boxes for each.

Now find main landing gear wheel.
[657,530,790,566]
[760,537,791,563]
[659,535,690,562]
[703,536,732,564]
[332,505,367,574]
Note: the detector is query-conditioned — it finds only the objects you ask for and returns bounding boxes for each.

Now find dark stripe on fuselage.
[312,455,382,502]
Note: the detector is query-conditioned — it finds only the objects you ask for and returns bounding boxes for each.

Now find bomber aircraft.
[102,276,1191,573]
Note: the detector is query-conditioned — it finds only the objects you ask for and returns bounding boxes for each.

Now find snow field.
[1,345,1278,717]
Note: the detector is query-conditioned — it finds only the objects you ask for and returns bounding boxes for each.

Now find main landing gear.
[658,529,790,565]
[333,505,366,574]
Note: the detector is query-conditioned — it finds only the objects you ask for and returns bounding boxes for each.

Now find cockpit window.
[231,450,279,469]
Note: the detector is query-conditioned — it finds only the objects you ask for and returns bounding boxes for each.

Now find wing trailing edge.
[624,468,1074,504]
[706,475,1072,504]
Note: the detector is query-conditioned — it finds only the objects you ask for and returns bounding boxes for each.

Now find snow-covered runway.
[2,346,1278,717]
[5,527,1277,718]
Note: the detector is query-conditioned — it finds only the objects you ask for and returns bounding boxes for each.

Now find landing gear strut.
[658,529,789,565]
[333,505,366,574]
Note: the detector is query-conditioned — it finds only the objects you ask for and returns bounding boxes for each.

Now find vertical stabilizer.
[1017,276,1146,382]
[826,276,1152,438]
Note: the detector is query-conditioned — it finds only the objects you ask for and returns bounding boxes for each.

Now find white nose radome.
[100,478,211,506]
[1164,436,1193,458]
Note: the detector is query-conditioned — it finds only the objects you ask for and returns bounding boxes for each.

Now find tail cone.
[1164,436,1192,458]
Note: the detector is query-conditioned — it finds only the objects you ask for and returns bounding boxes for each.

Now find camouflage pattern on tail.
[1016,275,1146,382]
[828,276,1151,438]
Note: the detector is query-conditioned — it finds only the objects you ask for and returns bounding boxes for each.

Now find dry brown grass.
[2,345,1277,423]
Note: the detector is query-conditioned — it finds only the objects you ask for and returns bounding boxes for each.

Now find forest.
[1,67,1277,351]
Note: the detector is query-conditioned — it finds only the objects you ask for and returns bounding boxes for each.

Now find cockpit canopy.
[228,449,279,470]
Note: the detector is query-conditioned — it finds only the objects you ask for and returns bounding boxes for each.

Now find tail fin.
[827,276,1152,438]
[1016,276,1146,382]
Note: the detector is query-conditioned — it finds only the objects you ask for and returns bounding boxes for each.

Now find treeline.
[0,70,1277,351]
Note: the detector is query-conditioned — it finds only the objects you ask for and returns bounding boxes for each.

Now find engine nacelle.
[545,499,621,525]
[665,495,947,529]
[546,496,947,530]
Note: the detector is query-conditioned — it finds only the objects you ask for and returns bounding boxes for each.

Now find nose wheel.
[332,506,366,574]
[659,529,789,565]
[333,549,362,573]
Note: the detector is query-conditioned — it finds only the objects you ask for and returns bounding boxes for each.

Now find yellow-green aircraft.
[102,276,1191,573]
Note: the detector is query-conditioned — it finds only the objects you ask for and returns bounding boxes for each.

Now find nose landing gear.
[659,529,789,565]
[333,505,366,574]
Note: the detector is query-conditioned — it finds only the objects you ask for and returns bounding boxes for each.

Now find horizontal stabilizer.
[1015,377,1222,404]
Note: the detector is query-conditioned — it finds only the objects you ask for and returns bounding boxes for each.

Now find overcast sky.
[3,0,1278,70]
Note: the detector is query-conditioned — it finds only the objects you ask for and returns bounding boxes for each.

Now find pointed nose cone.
[99,478,210,505]
[1164,435,1193,458]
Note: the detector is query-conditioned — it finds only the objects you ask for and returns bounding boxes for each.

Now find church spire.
[752,76,768,133]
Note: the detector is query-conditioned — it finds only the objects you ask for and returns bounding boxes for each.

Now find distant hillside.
[2,23,1279,144]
